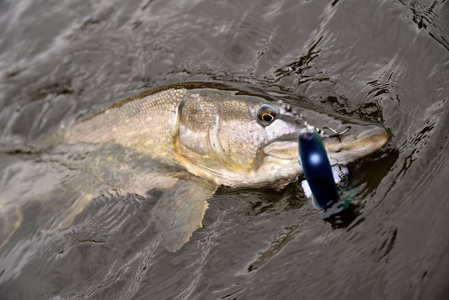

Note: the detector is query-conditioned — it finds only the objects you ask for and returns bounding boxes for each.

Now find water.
[0,0,448,299]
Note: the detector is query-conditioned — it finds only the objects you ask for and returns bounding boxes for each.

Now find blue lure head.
[298,128,354,218]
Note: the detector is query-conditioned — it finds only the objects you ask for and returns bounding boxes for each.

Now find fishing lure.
[298,127,353,217]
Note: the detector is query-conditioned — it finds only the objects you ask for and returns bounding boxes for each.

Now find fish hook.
[320,126,351,143]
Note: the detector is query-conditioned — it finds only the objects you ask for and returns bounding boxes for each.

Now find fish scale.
[65,88,187,166]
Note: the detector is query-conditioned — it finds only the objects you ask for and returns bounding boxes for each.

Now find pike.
[0,83,389,251]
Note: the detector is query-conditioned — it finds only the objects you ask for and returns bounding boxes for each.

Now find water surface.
[0,0,448,299]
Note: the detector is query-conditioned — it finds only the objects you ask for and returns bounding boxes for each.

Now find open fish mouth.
[263,124,390,162]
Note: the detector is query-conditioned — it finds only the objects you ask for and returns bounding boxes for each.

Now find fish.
[0,82,389,252]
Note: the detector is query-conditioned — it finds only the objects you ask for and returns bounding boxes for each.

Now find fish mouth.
[324,124,389,158]
[263,124,390,162]
[263,140,298,160]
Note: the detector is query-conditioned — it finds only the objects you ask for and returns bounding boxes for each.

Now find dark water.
[1,0,449,299]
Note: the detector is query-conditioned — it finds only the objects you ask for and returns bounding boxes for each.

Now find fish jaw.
[323,124,390,164]
[258,123,389,188]
[263,124,389,162]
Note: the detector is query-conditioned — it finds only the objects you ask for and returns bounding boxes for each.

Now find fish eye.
[257,104,279,126]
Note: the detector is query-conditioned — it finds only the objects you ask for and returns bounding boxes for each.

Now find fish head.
[173,88,389,188]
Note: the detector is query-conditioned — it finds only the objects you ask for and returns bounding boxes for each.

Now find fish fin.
[151,177,217,252]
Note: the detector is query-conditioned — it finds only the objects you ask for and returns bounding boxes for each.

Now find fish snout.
[323,124,390,163]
